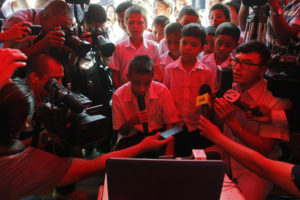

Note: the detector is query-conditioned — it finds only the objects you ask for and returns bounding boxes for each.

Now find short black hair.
[205,26,216,36]
[0,78,35,145]
[225,1,241,14]
[237,40,271,66]
[152,15,170,27]
[178,5,199,20]
[128,55,154,76]
[125,5,148,25]
[181,23,206,45]
[209,3,230,20]
[116,1,133,14]
[42,0,72,19]
[216,22,240,43]
[84,4,107,24]
[165,22,183,36]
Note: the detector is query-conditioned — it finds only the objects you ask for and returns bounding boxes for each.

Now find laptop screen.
[106,158,226,200]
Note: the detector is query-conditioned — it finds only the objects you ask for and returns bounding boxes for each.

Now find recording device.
[160,126,182,139]
[29,25,42,35]
[266,54,300,99]
[38,78,109,154]
[223,89,263,116]
[91,27,115,57]
[136,95,149,135]
[196,84,213,120]
[216,65,233,97]
[242,0,268,7]
[63,27,91,58]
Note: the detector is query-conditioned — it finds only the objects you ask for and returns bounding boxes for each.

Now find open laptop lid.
[106,158,226,200]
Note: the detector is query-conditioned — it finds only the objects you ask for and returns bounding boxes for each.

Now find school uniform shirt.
[155,51,179,82]
[109,38,159,86]
[163,58,214,132]
[112,81,179,142]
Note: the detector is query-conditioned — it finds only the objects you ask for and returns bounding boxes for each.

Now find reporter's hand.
[199,115,223,143]
[0,48,27,88]
[41,27,65,48]
[1,21,32,42]
[81,32,92,44]
[139,132,173,152]
[214,97,235,122]
[246,105,271,123]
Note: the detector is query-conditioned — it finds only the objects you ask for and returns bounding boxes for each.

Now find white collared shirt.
[163,58,214,131]
[109,38,159,86]
[155,51,179,82]
[112,81,179,141]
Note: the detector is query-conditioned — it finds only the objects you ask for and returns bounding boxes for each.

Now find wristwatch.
[270,7,283,16]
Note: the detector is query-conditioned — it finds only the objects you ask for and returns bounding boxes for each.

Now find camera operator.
[239,0,300,55]
[0,79,171,200]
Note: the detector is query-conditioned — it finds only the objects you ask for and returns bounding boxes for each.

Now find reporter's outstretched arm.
[56,132,172,187]
[199,115,300,198]
[0,48,27,89]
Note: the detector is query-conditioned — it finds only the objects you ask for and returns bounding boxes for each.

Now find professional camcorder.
[242,0,268,7]
[64,27,91,58]
[266,54,300,99]
[91,27,115,57]
[38,78,109,155]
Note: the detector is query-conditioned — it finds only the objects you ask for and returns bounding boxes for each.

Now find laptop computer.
[106,158,226,200]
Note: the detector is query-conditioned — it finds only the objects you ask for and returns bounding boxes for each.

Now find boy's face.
[126,13,147,38]
[178,14,199,26]
[128,72,154,97]
[214,34,237,60]
[154,1,171,17]
[209,9,229,27]
[180,36,203,61]
[203,34,215,55]
[166,32,181,58]
[232,52,266,85]
[152,24,165,43]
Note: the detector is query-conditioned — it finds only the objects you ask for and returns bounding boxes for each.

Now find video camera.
[38,78,109,155]
[266,54,300,99]
[91,27,115,57]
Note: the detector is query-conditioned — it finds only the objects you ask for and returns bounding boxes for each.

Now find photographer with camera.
[0,52,172,200]
[239,0,300,55]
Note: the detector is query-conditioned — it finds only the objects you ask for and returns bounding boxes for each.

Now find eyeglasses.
[230,58,262,70]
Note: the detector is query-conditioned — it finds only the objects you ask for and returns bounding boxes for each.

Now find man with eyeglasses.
[212,40,291,200]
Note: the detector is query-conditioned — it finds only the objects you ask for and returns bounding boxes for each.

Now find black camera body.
[64,28,91,58]
[242,0,268,7]
[38,78,109,152]
[266,54,300,99]
[91,27,115,57]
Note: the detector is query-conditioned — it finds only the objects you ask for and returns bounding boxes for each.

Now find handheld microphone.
[196,84,213,120]
[223,89,263,116]
[136,95,149,135]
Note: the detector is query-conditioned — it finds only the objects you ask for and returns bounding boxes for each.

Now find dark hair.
[216,22,240,43]
[125,5,147,25]
[116,1,133,14]
[42,0,72,19]
[237,40,271,66]
[0,79,35,145]
[181,23,206,45]
[209,3,230,20]
[224,1,241,14]
[205,26,216,36]
[178,5,199,20]
[84,4,107,24]
[165,22,183,36]
[152,15,170,27]
[128,55,154,76]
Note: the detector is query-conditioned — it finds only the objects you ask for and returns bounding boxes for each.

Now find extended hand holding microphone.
[223,89,263,116]
[136,95,149,135]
